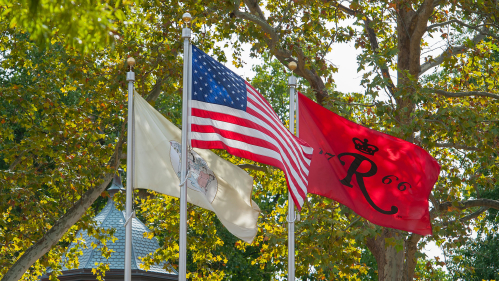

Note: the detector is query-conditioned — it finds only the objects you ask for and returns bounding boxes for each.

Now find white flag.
[134,93,260,243]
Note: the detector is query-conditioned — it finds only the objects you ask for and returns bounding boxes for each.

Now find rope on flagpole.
[124,56,135,281]
[124,210,136,227]
[286,212,300,223]
[179,170,192,187]
[179,12,192,281]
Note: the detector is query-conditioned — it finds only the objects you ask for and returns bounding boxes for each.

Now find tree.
[0,0,127,51]
[0,29,126,280]
[446,232,499,280]
[0,2,250,279]
[445,188,499,280]
[167,1,498,280]
[2,0,499,280]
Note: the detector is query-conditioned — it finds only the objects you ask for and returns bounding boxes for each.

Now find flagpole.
[287,61,298,281]
[179,12,192,281]
[125,57,135,281]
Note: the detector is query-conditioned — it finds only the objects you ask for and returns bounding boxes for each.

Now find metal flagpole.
[125,57,135,281]
[179,12,192,281]
[287,61,298,281]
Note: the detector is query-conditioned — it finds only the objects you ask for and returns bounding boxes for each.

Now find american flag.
[189,45,313,209]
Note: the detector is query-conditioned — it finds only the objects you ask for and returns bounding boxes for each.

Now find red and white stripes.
[190,82,313,209]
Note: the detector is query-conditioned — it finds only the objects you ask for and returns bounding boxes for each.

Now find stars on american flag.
[191,45,247,111]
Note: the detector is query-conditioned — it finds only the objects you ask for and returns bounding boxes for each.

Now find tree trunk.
[403,234,422,281]
[366,229,406,281]
[367,230,421,281]
[368,1,434,280]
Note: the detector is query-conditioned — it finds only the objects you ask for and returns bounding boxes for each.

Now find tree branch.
[232,0,329,104]
[326,97,376,108]
[8,151,27,171]
[429,193,440,209]
[419,33,487,76]
[146,77,163,102]
[336,3,358,16]
[423,119,450,130]
[232,0,278,48]
[438,199,499,212]
[336,3,396,95]
[238,164,267,172]
[413,0,437,42]
[435,143,479,151]
[427,19,462,30]
[342,216,361,231]
[458,207,489,222]
[364,17,396,96]
[426,19,499,40]
[432,0,446,8]
[276,0,293,37]
[427,88,499,100]
[243,0,266,21]
[136,188,155,201]
[442,207,489,227]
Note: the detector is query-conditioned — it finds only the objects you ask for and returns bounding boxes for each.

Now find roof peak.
[59,189,177,275]
[108,174,125,193]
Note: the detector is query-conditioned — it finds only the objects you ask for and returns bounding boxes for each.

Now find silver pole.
[296,88,299,138]
[179,12,192,281]
[287,62,298,281]
[125,57,135,281]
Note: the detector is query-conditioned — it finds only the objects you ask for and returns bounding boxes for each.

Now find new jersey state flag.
[298,93,440,235]
[133,93,260,243]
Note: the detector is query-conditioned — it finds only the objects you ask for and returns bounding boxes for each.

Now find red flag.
[298,93,440,235]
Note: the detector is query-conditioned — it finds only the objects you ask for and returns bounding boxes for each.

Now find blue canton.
[191,45,247,111]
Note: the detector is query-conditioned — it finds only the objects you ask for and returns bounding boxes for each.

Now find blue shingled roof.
[60,176,177,275]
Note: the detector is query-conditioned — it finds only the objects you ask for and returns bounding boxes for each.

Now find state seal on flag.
[169,141,218,203]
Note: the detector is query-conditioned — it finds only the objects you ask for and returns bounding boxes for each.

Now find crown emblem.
[353,138,379,156]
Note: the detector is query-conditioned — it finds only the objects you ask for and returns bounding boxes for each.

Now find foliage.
[446,232,499,281]
[1,0,499,281]
[0,25,125,279]
[0,0,130,52]
[445,187,499,280]
[414,257,450,281]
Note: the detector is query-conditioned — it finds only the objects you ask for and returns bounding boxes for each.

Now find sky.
[222,37,366,95]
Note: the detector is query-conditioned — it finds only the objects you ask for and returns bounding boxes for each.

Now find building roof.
[60,175,177,275]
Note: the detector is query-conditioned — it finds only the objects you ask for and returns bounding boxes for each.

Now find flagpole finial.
[127,57,135,71]
[182,13,192,39]
[182,13,192,25]
[288,62,297,87]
